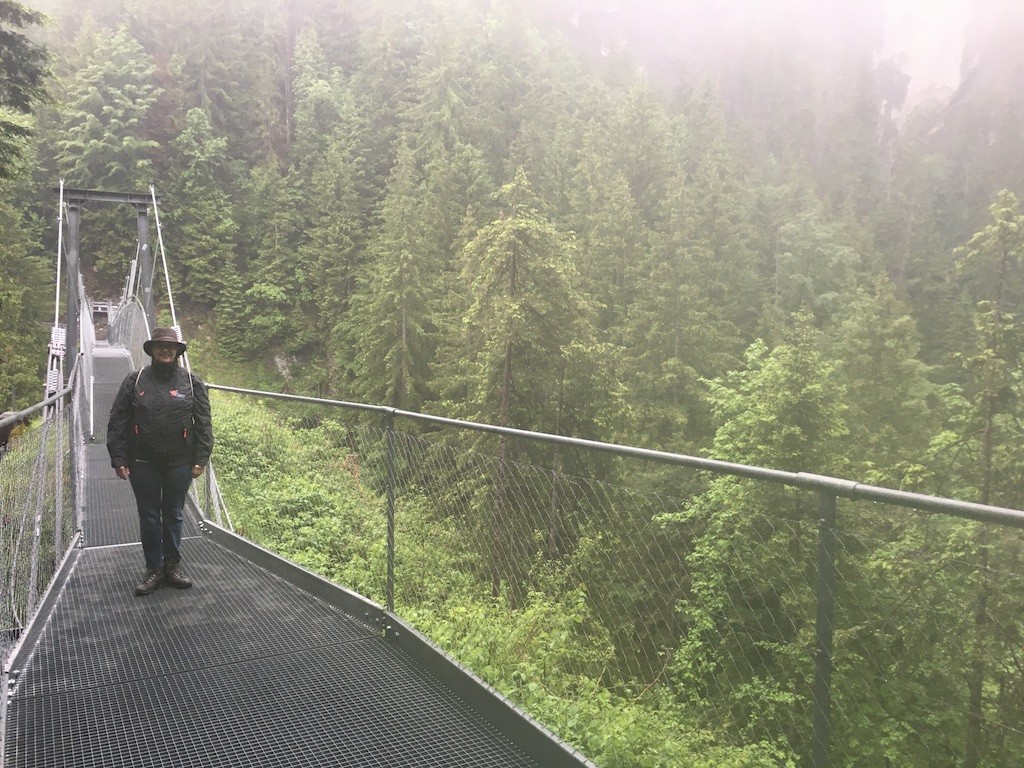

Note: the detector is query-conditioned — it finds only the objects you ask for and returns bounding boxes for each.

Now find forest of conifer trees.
[1,1,1023,765]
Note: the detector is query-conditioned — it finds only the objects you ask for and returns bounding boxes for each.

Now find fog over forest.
[532,0,1024,124]
[525,0,973,96]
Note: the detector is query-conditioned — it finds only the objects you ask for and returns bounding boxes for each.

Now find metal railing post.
[204,463,212,520]
[813,490,837,768]
[384,410,397,613]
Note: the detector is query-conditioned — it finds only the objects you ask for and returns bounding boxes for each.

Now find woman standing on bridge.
[107,327,214,596]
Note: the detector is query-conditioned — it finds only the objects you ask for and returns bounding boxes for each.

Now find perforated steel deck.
[5,542,545,768]
[82,444,201,547]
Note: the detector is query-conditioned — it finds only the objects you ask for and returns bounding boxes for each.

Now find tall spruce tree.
[54,26,161,292]
[949,189,1024,768]
[433,168,593,602]
[0,186,49,408]
[133,0,287,165]
[302,91,371,395]
[434,168,590,431]
[568,120,646,334]
[348,141,435,410]
[54,26,159,190]
[234,162,306,358]
[831,278,939,486]
[165,107,238,310]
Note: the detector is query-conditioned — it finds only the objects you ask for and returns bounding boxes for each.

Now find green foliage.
[232,162,308,356]
[830,278,939,486]
[947,190,1024,506]
[347,140,437,410]
[0,1,49,180]
[165,107,238,309]
[667,322,850,756]
[434,168,593,432]
[210,393,387,598]
[0,182,49,408]
[52,25,161,291]
[54,26,160,189]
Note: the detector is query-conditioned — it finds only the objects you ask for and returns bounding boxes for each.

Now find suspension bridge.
[0,185,592,768]
[2,186,1024,767]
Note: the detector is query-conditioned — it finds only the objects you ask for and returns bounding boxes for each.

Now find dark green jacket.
[107,364,213,468]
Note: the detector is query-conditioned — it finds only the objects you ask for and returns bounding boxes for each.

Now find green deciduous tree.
[671,317,849,760]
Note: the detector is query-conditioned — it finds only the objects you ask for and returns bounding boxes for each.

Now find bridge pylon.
[53,186,162,370]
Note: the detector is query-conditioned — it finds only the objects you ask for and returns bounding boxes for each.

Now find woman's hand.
[192,464,204,478]
[115,466,130,480]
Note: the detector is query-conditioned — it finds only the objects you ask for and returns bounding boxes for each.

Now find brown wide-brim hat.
[143,327,187,357]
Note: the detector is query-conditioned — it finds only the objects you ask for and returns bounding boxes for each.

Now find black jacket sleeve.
[107,371,138,468]
[190,374,214,466]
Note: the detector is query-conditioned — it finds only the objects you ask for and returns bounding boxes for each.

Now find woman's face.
[150,341,178,364]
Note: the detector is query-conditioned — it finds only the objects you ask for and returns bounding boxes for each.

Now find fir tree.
[0,1,50,179]
[165,107,238,310]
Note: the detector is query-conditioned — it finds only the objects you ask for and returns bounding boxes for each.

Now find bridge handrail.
[1,356,81,431]
[206,383,1024,528]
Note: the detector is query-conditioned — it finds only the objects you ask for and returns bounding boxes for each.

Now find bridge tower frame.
[55,187,161,364]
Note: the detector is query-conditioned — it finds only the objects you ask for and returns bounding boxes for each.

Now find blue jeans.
[129,461,193,570]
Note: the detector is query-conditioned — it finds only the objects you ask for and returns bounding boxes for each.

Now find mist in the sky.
[530,0,1007,104]
[881,0,968,98]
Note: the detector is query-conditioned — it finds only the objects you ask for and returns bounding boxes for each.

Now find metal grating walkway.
[2,341,592,768]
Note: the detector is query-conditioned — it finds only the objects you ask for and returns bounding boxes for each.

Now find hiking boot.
[163,561,193,590]
[134,568,164,597]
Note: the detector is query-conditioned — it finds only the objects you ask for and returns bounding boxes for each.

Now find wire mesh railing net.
[0,398,77,669]
[205,390,1024,767]
[828,502,1024,766]
[107,296,149,372]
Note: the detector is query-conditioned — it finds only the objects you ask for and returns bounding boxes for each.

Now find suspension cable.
[150,184,178,329]
[149,184,191,373]
[122,239,141,307]
[53,179,65,327]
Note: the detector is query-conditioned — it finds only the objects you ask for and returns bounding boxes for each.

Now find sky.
[550,0,976,104]
[881,0,970,97]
